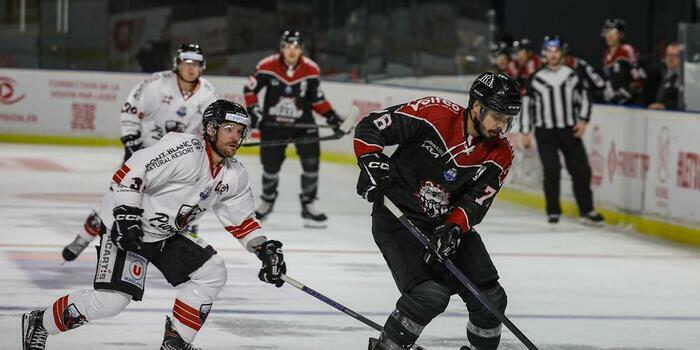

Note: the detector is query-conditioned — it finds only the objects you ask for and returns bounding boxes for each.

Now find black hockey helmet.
[512,38,533,53]
[602,18,626,33]
[280,29,304,48]
[489,42,512,60]
[202,100,251,143]
[468,72,522,132]
[172,43,206,71]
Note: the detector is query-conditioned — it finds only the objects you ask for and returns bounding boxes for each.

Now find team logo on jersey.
[415,180,451,218]
[175,204,205,230]
[215,181,229,194]
[162,95,173,105]
[176,106,187,117]
[269,97,303,120]
[284,85,292,94]
[443,168,458,182]
[199,186,212,200]
[191,138,203,151]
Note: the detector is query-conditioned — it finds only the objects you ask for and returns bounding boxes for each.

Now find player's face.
[514,50,528,65]
[604,29,621,46]
[281,43,302,65]
[215,122,246,157]
[177,61,202,82]
[478,108,510,139]
[665,45,681,70]
[495,54,510,71]
[544,47,563,66]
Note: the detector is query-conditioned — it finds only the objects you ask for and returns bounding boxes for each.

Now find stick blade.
[339,105,360,134]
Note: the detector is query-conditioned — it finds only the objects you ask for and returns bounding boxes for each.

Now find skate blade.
[303,220,327,229]
[579,219,604,228]
[21,313,29,350]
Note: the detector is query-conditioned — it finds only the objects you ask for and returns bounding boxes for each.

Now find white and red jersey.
[103,133,264,249]
[120,71,218,147]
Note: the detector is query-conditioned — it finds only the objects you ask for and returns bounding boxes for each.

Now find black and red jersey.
[602,43,640,104]
[243,53,334,124]
[353,96,514,233]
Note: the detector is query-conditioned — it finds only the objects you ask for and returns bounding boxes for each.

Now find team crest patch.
[192,139,203,152]
[199,186,212,200]
[121,251,147,290]
[443,168,457,182]
[176,106,187,117]
[415,180,451,218]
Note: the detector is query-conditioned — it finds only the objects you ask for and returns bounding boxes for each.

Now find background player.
[243,29,344,228]
[353,73,521,350]
[61,43,218,262]
[22,100,287,350]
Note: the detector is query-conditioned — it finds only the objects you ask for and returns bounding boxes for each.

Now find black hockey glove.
[120,133,143,162]
[110,205,144,251]
[324,110,344,133]
[247,105,263,129]
[356,152,391,203]
[256,240,286,287]
[423,223,462,264]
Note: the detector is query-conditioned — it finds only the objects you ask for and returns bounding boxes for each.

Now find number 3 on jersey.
[475,186,497,205]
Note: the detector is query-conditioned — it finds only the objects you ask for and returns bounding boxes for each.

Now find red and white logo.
[130,260,144,280]
[0,76,26,105]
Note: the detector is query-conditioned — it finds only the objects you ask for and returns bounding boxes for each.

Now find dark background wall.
[497,0,696,69]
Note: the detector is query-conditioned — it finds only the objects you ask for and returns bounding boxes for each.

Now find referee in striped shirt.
[520,35,604,226]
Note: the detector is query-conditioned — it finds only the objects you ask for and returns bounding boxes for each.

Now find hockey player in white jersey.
[61,43,218,262]
[22,100,287,350]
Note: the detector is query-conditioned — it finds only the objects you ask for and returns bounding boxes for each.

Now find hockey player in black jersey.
[243,30,343,228]
[354,72,522,350]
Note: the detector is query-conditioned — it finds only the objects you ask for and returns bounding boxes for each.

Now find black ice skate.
[62,235,90,261]
[300,195,327,228]
[547,214,560,224]
[161,316,201,350]
[22,310,48,350]
[368,337,380,350]
[580,211,604,227]
[255,193,277,221]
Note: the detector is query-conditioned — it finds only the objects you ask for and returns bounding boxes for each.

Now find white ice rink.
[1,143,699,350]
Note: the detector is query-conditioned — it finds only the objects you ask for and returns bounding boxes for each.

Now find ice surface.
[1,143,699,349]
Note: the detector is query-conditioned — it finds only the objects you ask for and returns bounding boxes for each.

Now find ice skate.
[161,316,201,350]
[300,195,327,228]
[61,235,90,262]
[255,194,277,221]
[580,211,604,227]
[22,310,48,350]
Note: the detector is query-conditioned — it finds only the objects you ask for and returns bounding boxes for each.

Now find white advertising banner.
[1,67,698,226]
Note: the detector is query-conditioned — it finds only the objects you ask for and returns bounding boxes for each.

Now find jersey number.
[373,114,392,130]
[475,186,497,205]
[130,177,143,191]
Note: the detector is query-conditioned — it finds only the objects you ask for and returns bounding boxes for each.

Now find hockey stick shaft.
[382,197,539,350]
[261,121,334,129]
[241,105,360,148]
[281,275,428,350]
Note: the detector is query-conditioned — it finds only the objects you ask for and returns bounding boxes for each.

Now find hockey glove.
[356,152,391,203]
[423,223,462,264]
[120,133,143,162]
[256,240,286,287]
[324,110,344,133]
[110,205,144,251]
[247,105,264,129]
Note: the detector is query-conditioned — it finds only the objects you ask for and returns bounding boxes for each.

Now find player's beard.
[471,112,493,141]
[208,133,239,159]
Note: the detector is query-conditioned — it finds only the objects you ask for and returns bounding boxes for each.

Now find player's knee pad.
[462,282,507,350]
[300,157,319,172]
[405,280,451,323]
[77,289,131,321]
[188,255,228,298]
[381,281,451,348]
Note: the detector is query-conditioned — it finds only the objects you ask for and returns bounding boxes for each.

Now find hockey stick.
[241,105,359,147]
[382,197,540,350]
[281,274,428,350]
[261,121,335,129]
